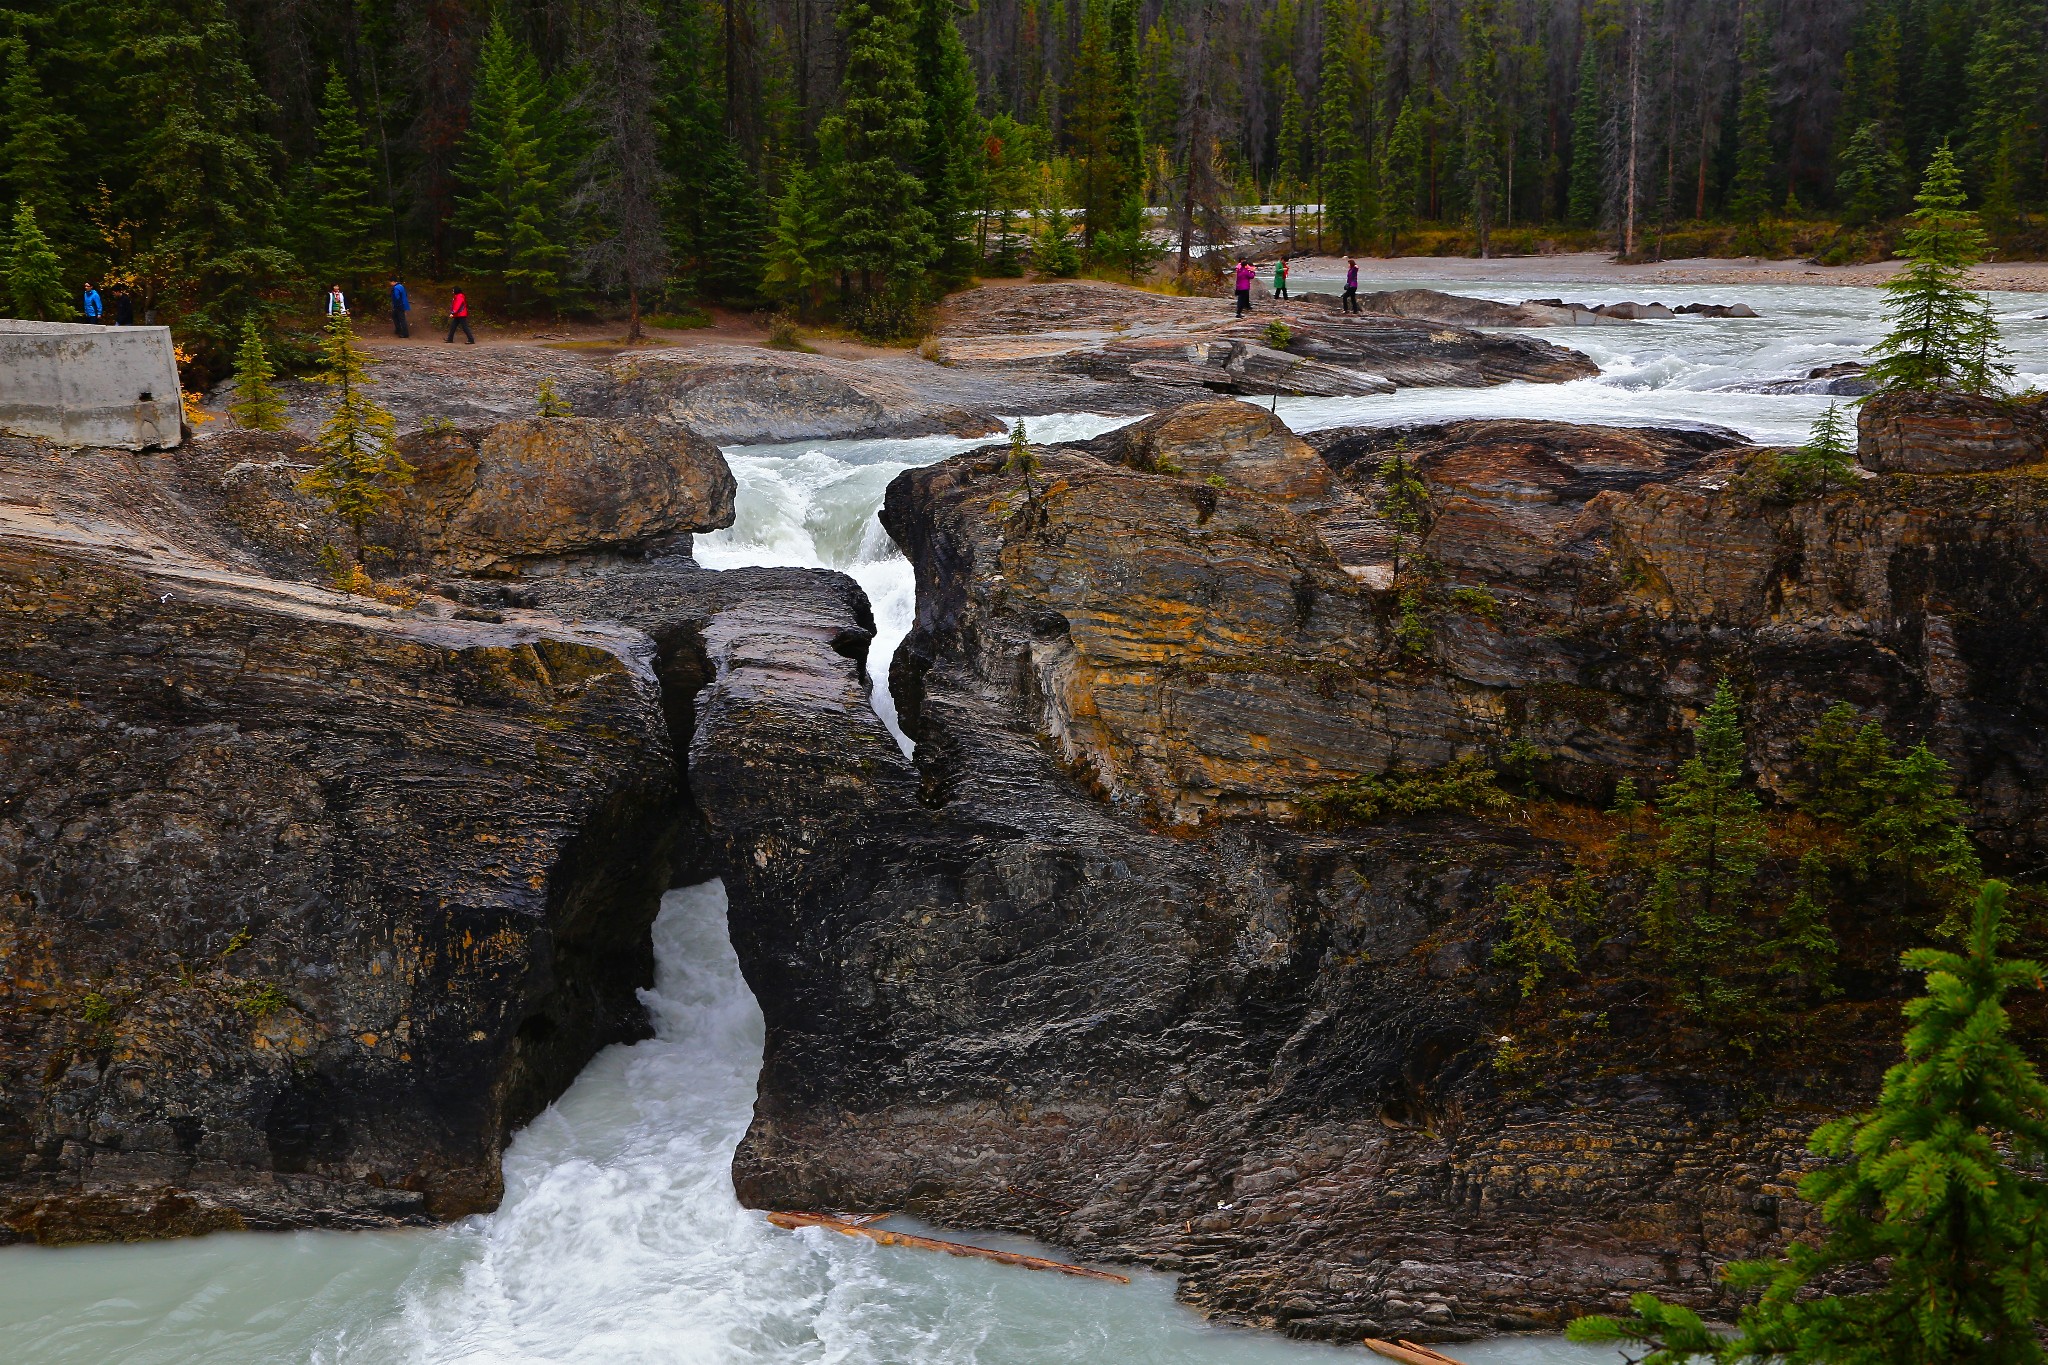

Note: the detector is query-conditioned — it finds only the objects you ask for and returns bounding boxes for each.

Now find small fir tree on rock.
[1782,403,1855,494]
[1570,880,2048,1364]
[298,311,411,564]
[535,376,572,418]
[228,316,287,431]
[4,200,66,319]
[1866,144,2012,396]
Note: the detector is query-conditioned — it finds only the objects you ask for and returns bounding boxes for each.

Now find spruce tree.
[1034,162,1082,277]
[569,0,671,340]
[452,18,569,313]
[1645,679,1769,1018]
[1866,144,2010,396]
[301,67,385,295]
[912,0,984,284]
[297,311,410,562]
[1728,16,1776,226]
[695,134,767,303]
[826,0,934,300]
[1836,122,1906,227]
[1566,41,1605,228]
[762,165,833,313]
[1459,0,1503,257]
[1962,0,2045,225]
[1571,881,2048,1365]
[1,40,76,238]
[1277,81,1306,236]
[1377,97,1424,252]
[117,0,296,345]
[1316,0,1366,250]
[4,201,67,320]
[1782,403,1855,494]
[228,316,287,431]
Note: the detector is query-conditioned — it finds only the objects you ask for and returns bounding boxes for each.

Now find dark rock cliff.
[700,399,2048,1343]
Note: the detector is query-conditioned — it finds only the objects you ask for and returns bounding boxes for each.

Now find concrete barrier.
[0,320,184,449]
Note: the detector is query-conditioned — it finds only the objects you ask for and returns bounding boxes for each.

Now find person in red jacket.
[1233,258,1255,316]
[445,288,475,344]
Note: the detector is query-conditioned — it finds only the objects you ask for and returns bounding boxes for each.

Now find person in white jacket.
[326,285,348,317]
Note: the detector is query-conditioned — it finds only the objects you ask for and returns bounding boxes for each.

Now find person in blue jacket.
[390,277,410,338]
[81,283,103,322]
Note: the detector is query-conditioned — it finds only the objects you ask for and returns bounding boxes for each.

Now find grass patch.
[1298,753,1513,827]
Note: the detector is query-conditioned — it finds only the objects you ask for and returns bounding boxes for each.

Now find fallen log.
[765,1211,1131,1284]
[1364,1340,1470,1365]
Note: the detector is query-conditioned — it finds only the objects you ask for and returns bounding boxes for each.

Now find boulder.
[391,416,736,574]
[1674,302,1760,318]
[1856,391,2048,473]
[1593,300,1675,320]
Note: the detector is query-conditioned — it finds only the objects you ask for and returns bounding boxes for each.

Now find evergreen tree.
[571,0,671,340]
[1276,80,1306,236]
[1,40,76,237]
[116,0,296,346]
[301,67,385,295]
[1963,0,2046,224]
[1566,39,1605,228]
[1867,144,2010,395]
[227,316,287,431]
[1782,403,1856,494]
[1033,161,1082,276]
[452,18,569,313]
[1836,122,1907,227]
[912,0,984,284]
[762,165,833,313]
[826,0,934,300]
[1728,16,1776,226]
[297,311,410,561]
[1377,96,1423,251]
[694,134,767,303]
[1316,0,1366,249]
[4,200,67,319]
[1459,0,1503,257]
[1571,881,2048,1365]
[1645,679,1770,1018]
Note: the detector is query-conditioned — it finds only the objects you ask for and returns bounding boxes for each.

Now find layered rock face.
[0,434,704,1241]
[1856,389,2048,473]
[711,396,2048,1343]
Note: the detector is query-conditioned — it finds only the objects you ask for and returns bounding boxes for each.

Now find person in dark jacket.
[390,278,410,337]
[1341,257,1360,313]
[445,287,474,344]
[112,285,134,326]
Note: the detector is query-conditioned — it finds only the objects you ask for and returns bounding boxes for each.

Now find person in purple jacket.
[1342,256,1360,313]
[1234,258,1255,316]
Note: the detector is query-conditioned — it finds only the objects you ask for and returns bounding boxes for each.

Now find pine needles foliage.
[1781,403,1857,495]
[4,200,67,319]
[228,316,287,431]
[1866,143,2012,396]
[297,312,410,558]
[1569,880,2048,1364]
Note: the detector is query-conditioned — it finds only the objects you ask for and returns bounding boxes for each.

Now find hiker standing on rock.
[1342,256,1360,313]
[1273,256,1289,299]
[445,287,475,344]
[1234,258,1255,316]
[390,277,410,338]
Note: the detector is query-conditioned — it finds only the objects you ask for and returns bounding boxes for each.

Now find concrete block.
[0,320,184,449]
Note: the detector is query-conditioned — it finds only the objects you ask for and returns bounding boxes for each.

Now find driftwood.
[1364,1340,1471,1365]
[765,1211,1131,1284]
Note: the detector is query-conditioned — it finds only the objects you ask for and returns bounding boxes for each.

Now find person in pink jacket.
[1234,258,1255,316]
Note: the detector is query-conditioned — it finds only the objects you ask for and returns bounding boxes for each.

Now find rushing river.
[4,275,2041,1363]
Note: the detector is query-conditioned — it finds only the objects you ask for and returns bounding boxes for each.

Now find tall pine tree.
[826,0,934,301]
[300,67,385,296]
[4,201,67,319]
[1,40,75,243]
[1728,13,1776,226]
[452,18,570,313]
[1867,144,2010,395]
[1316,0,1366,250]
[1566,39,1605,228]
[913,0,984,284]
[1377,96,1423,250]
[571,0,671,338]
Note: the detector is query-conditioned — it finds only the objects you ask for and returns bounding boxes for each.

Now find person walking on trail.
[1341,256,1360,314]
[390,277,410,338]
[1273,256,1289,300]
[1233,258,1255,316]
[112,285,134,327]
[81,283,102,323]
[445,287,475,344]
[326,284,348,318]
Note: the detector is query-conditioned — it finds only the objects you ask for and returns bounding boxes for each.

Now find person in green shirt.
[1272,256,1289,299]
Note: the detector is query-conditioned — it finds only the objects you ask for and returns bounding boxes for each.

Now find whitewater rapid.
[6,275,2040,1362]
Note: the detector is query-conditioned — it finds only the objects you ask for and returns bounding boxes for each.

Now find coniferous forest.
[1,0,2045,358]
